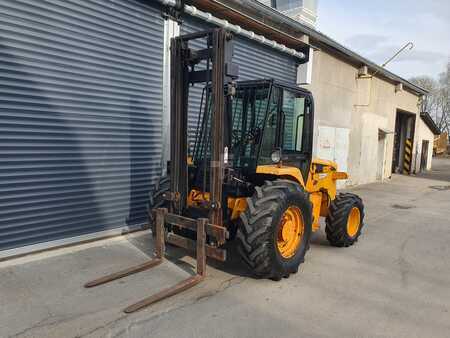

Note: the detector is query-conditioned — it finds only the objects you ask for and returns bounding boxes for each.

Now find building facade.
[309,51,435,186]
[0,0,438,258]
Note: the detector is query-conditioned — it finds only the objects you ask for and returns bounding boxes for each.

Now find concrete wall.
[303,49,431,186]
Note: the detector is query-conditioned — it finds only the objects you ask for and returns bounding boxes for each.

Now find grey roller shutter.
[233,35,298,83]
[0,0,164,251]
[180,17,298,83]
[180,17,298,148]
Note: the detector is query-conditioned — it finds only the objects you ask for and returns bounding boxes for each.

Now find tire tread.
[325,193,365,247]
[236,180,312,279]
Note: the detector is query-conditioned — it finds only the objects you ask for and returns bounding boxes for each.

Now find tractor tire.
[148,176,170,238]
[236,180,312,280]
[325,193,365,247]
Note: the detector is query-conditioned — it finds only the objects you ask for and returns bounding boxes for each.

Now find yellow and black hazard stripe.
[403,138,412,174]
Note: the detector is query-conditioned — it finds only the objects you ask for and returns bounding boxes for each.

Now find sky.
[316,0,450,80]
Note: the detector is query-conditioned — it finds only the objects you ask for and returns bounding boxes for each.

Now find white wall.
[357,114,389,184]
[161,19,180,175]
[316,126,349,188]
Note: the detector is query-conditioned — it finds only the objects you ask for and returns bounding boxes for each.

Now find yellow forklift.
[86,28,365,313]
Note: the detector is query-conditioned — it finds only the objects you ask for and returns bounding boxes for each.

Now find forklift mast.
[84,29,238,313]
[170,28,239,227]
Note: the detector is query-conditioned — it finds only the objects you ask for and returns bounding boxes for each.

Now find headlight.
[271,149,281,163]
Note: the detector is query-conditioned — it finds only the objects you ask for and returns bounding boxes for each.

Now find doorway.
[420,140,429,172]
[377,129,386,180]
[392,111,416,174]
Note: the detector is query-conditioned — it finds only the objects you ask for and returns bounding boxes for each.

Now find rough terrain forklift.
[85,28,364,313]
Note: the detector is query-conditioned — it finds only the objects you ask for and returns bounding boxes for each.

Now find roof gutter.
[156,0,306,60]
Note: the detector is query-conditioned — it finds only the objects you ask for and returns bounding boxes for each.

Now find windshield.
[231,84,271,168]
[192,83,272,171]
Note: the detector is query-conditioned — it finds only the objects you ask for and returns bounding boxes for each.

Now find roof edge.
[420,112,441,135]
[192,0,429,96]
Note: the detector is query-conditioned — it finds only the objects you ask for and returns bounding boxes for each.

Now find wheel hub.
[281,220,295,241]
[277,206,304,259]
[346,207,361,238]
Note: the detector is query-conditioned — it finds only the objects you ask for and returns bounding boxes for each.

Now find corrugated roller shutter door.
[180,17,298,82]
[180,17,298,147]
[0,0,164,250]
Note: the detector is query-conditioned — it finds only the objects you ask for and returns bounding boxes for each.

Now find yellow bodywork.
[255,158,348,232]
[187,158,348,232]
[187,189,247,221]
[255,165,306,187]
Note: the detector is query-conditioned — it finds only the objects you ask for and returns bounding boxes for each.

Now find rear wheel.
[236,180,312,280]
[325,193,364,247]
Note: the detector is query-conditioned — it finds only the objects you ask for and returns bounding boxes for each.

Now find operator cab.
[190,79,314,191]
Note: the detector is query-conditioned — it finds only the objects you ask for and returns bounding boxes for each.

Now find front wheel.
[236,180,312,280]
[325,193,365,247]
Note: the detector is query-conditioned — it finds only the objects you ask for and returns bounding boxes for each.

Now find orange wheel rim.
[346,207,361,238]
[277,206,304,258]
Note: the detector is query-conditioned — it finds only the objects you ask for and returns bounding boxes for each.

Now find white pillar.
[161,19,180,176]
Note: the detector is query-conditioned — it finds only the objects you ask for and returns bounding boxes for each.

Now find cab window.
[282,90,306,152]
[258,87,281,165]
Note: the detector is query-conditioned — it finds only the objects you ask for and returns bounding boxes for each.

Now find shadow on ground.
[415,157,450,182]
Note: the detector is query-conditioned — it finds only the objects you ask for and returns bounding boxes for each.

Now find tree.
[437,62,450,134]
[410,61,450,135]
[409,75,438,119]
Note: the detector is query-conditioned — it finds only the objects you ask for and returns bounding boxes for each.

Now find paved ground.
[1,158,450,338]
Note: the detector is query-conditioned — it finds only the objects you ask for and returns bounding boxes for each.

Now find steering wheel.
[245,128,261,143]
[232,128,261,149]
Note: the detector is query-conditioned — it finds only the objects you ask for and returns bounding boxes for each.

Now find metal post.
[209,29,227,227]
[170,37,188,214]
[155,208,167,259]
[196,218,207,276]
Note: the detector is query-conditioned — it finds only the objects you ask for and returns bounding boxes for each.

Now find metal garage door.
[180,17,298,150]
[0,0,164,251]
